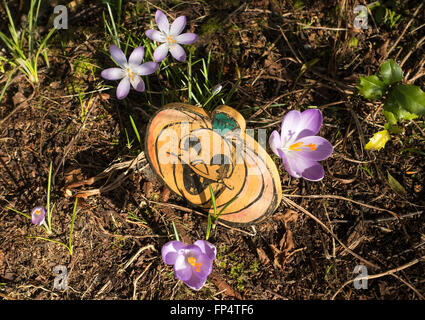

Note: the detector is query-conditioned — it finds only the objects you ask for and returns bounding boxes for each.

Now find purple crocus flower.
[31,206,46,226]
[269,109,333,181]
[145,10,199,62]
[101,45,158,99]
[162,240,216,290]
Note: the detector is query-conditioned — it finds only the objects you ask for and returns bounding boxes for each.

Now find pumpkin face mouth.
[145,103,282,226]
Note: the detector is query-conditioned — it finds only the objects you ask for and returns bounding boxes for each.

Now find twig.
[0,82,36,126]
[330,210,423,224]
[331,256,425,299]
[52,95,96,185]
[118,245,156,274]
[391,273,425,300]
[72,152,148,198]
[283,193,400,221]
[296,23,348,31]
[279,27,302,64]
[147,199,257,237]
[384,3,424,59]
[133,262,154,300]
[281,195,379,269]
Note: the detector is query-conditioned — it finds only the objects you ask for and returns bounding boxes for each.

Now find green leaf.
[357,75,386,100]
[383,110,398,125]
[379,59,403,85]
[389,84,425,116]
[387,172,407,196]
[386,124,403,134]
[383,90,419,123]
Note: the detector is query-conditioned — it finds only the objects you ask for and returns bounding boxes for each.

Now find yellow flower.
[365,129,390,151]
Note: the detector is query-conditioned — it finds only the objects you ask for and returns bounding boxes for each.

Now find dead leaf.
[270,209,299,270]
[100,93,110,101]
[269,244,283,269]
[387,172,407,196]
[64,167,84,185]
[143,181,154,199]
[279,229,295,254]
[256,247,270,265]
[209,271,243,300]
[161,187,171,202]
[282,209,299,225]
[12,92,26,106]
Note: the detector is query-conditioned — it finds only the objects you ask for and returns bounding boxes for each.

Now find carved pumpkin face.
[177,128,236,193]
[145,103,282,226]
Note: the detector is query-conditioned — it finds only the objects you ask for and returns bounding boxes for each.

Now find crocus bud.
[31,207,46,226]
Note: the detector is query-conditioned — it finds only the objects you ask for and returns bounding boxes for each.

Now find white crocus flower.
[101,45,158,99]
[145,10,199,62]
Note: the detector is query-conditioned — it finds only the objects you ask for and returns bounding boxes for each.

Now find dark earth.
[1,0,425,300]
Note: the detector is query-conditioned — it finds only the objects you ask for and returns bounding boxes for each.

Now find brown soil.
[1,0,425,300]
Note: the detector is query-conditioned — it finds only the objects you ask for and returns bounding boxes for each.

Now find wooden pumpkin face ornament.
[145,103,282,226]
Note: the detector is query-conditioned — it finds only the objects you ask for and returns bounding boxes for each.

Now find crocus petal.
[110,44,127,67]
[155,10,169,34]
[128,46,145,66]
[31,207,46,225]
[174,255,192,281]
[145,29,166,42]
[170,16,186,36]
[116,77,130,99]
[282,151,325,181]
[269,130,282,157]
[153,43,169,62]
[291,136,333,161]
[194,253,213,278]
[302,162,325,181]
[130,74,145,92]
[184,272,207,291]
[162,241,186,265]
[134,61,158,76]
[297,109,323,139]
[176,33,198,44]
[101,68,125,80]
[278,149,301,179]
[194,240,216,261]
[281,110,302,144]
[169,44,186,62]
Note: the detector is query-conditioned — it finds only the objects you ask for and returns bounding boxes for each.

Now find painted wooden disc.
[144,103,282,226]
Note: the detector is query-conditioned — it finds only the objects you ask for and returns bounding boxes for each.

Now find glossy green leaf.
[357,75,386,100]
[383,90,418,123]
[389,84,425,116]
[379,59,403,85]
[383,110,398,125]
[385,124,403,134]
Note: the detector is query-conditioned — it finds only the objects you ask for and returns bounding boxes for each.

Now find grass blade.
[68,198,79,255]
[46,162,53,232]
[172,221,180,242]
[129,115,142,148]
[7,207,30,220]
